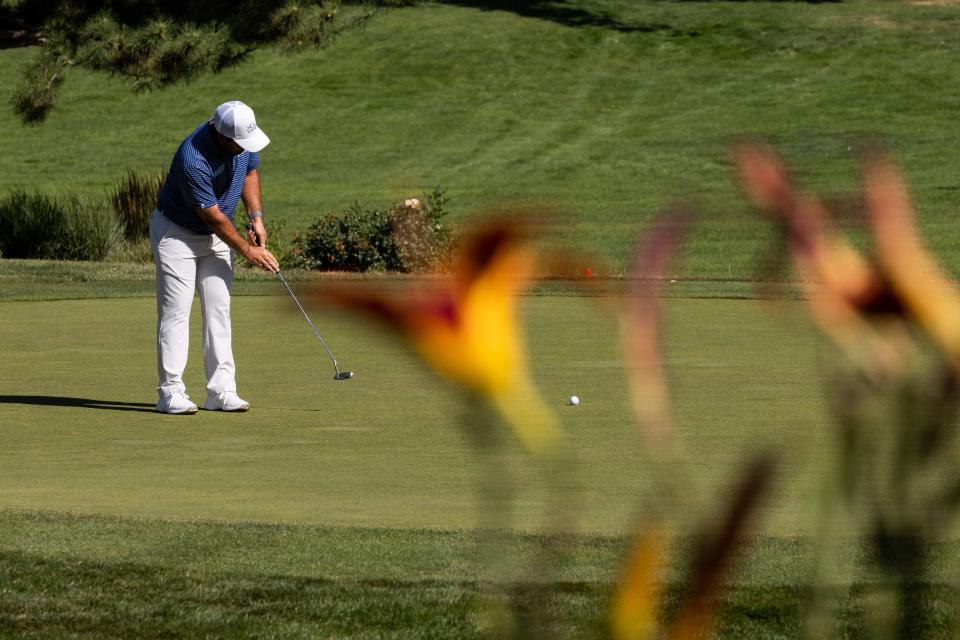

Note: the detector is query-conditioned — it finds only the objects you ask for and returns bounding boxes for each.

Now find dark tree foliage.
[5,0,412,124]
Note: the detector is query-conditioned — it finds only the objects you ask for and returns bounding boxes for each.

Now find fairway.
[1,292,827,535]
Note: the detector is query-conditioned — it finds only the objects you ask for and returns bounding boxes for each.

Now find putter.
[276,271,354,380]
[248,223,353,380]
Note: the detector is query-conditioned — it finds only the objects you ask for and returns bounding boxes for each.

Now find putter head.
[334,371,355,381]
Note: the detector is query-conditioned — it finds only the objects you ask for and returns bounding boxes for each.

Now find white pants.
[150,210,237,400]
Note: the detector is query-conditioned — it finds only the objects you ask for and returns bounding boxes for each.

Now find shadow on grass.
[0,395,155,413]
[435,0,657,32]
[435,0,841,33]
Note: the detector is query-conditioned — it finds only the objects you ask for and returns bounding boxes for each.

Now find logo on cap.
[246,123,257,134]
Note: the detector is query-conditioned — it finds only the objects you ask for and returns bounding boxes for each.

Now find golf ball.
[569,395,580,406]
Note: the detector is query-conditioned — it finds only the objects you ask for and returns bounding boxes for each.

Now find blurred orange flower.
[621,209,693,454]
[731,144,960,375]
[610,525,668,640]
[313,217,561,453]
[611,208,775,640]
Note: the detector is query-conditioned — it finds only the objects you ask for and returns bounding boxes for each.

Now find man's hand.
[243,218,278,272]
[243,244,280,273]
[197,204,279,273]
[247,218,267,247]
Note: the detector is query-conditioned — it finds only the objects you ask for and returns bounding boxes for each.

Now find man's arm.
[241,169,267,248]
[197,203,279,273]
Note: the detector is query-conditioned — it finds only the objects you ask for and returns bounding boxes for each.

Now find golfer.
[150,100,279,415]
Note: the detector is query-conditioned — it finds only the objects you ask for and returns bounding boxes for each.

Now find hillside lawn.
[2,0,960,276]
[4,0,960,636]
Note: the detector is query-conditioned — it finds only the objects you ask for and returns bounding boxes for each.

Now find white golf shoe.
[204,391,250,412]
[156,391,198,415]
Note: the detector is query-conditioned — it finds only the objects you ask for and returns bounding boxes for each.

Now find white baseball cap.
[212,100,270,152]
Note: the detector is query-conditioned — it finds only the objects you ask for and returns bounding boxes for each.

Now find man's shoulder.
[175,123,210,155]
[173,125,214,172]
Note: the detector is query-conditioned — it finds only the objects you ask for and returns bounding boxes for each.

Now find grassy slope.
[3,1,960,276]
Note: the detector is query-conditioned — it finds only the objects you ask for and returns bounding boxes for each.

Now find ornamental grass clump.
[0,190,121,261]
[110,169,166,240]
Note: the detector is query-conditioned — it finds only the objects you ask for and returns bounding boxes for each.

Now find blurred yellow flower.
[609,457,773,640]
[610,526,668,640]
[861,155,960,372]
[614,209,774,640]
[314,218,561,453]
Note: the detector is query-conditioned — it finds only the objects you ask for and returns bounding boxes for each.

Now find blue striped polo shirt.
[156,122,260,234]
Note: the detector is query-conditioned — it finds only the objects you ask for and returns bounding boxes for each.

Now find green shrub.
[292,202,392,272]
[290,188,452,272]
[110,169,166,240]
[10,52,68,126]
[271,1,340,54]
[0,190,121,261]
[74,13,245,93]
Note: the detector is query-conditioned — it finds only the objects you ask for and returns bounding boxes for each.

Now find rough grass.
[1,511,959,639]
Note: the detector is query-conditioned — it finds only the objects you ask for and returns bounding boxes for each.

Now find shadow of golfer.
[0,396,156,413]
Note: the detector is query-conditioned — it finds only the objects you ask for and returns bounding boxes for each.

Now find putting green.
[0,294,829,534]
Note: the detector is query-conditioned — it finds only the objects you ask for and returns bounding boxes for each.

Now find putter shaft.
[276,271,342,374]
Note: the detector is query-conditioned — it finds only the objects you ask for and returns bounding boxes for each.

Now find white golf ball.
[569,395,580,406]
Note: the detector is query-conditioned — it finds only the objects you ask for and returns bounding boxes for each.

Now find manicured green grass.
[0,286,844,636]
[1,293,827,534]
[1,284,958,636]
[3,1,960,275]
[0,258,793,301]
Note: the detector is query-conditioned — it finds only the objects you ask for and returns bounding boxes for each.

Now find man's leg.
[150,211,200,403]
[197,237,244,408]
